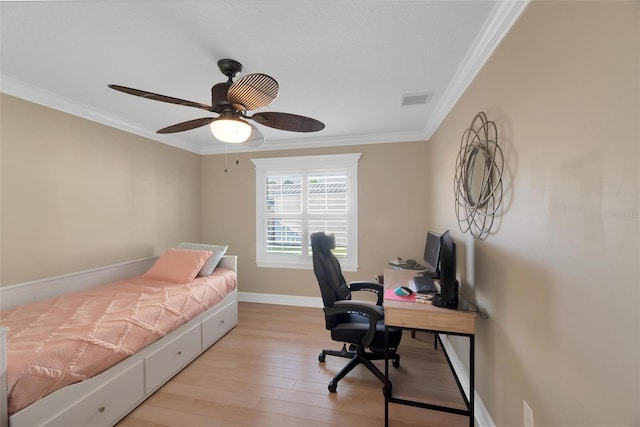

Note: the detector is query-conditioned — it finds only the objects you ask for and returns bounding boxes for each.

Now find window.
[252,153,361,271]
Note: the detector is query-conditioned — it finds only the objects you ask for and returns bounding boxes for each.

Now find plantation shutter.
[265,174,303,255]
[307,170,349,257]
[253,154,360,271]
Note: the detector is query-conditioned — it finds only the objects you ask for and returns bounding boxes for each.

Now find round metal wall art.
[454,112,504,239]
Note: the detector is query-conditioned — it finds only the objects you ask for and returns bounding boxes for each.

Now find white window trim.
[251,153,361,272]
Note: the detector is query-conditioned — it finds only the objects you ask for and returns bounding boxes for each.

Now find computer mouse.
[394,286,414,296]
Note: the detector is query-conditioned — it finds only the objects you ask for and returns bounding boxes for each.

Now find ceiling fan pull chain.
[224,143,228,173]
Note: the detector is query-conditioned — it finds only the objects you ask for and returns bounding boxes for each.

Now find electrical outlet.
[523,400,534,427]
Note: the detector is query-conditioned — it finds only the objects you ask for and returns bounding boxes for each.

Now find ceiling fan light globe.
[210,118,252,143]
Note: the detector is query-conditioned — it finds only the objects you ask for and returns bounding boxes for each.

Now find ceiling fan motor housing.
[211,82,238,113]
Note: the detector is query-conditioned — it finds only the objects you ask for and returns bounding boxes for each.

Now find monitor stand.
[432,280,459,309]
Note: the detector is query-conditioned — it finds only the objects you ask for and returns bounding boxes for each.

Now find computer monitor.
[423,231,441,277]
[432,230,459,309]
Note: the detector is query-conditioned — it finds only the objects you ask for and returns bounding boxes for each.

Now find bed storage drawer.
[43,361,144,427]
[145,323,201,393]
[202,301,238,348]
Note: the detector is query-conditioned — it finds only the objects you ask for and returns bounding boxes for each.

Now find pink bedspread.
[1,268,236,415]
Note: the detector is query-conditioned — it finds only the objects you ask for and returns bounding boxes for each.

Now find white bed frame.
[0,255,238,427]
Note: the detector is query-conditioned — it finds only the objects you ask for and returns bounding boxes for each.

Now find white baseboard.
[238,291,323,308]
[439,335,495,427]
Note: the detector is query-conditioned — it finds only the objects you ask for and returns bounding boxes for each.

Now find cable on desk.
[466,299,489,319]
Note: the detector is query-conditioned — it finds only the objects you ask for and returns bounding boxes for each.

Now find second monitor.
[423,231,441,279]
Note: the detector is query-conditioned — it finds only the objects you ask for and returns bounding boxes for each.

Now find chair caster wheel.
[328,380,337,393]
[318,353,326,363]
[392,354,400,368]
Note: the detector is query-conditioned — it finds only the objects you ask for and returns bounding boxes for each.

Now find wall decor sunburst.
[454,112,504,239]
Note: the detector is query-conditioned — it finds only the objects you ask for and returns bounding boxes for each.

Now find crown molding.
[1,0,528,155]
[423,0,530,139]
[0,75,203,154]
[199,129,429,155]
[1,74,428,155]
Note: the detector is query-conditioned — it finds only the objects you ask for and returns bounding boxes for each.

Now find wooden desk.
[383,268,477,427]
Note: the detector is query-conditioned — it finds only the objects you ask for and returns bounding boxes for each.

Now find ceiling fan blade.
[243,125,265,148]
[249,112,325,132]
[228,73,279,111]
[156,117,216,134]
[109,84,212,112]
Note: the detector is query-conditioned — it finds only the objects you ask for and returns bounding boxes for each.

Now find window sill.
[256,261,358,272]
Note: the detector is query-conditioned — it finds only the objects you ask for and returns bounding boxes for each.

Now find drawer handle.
[98,406,106,413]
[220,320,225,325]
[177,351,182,356]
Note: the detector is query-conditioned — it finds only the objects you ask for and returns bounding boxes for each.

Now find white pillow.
[177,242,228,276]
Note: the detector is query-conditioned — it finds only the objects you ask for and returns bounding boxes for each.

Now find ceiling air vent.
[401,91,433,107]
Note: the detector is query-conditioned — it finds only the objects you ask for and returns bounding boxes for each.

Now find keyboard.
[413,274,438,294]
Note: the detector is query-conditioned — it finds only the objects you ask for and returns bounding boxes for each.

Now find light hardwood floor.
[118,302,469,427]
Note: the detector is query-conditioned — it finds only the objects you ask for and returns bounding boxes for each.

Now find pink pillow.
[143,248,213,283]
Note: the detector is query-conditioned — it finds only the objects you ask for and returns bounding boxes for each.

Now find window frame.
[252,153,361,271]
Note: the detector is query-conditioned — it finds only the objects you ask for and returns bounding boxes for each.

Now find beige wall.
[426,1,639,426]
[0,94,202,285]
[201,141,431,297]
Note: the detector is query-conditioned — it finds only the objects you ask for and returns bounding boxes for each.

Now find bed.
[0,246,238,427]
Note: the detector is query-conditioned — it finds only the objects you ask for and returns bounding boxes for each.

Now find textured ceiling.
[0,1,528,154]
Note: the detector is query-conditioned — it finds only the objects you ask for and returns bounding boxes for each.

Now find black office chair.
[311,231,402,392]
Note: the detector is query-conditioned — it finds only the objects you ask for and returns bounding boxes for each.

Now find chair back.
[311,232,351,329]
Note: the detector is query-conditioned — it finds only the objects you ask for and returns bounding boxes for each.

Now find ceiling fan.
[109,59,325,147]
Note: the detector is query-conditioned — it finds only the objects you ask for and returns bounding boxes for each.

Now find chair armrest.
[325,301,384,347]
[349,281,384,305]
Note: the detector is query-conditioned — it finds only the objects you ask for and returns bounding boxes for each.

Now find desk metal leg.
[436,333,476,426]
[469,335,475,427]
[384,326,394,426]
[385,329,475,427]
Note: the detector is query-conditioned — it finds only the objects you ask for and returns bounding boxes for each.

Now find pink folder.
[384,288,416,302]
